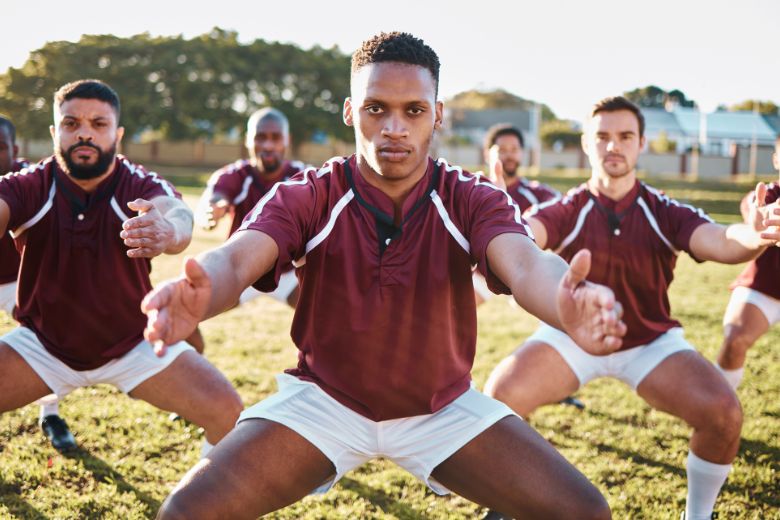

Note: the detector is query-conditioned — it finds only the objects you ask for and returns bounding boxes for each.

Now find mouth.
[378,146,412,162]
[72,147,98,161]
[605,155,625,163]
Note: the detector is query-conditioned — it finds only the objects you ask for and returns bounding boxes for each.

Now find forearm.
[720,223,766,263]
[163,205,194,254]
[487,232,565,328]
[198,231,279,319]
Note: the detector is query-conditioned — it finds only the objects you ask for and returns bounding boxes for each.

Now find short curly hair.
[484,124,525,151]
[352,32,440,95]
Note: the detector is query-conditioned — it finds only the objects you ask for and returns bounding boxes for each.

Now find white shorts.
[0,281,16,315]
[1,326,194,397]
[724,286,780,326]
[526,324,695,389]
[239,270,298,305]
[238,374,515,495]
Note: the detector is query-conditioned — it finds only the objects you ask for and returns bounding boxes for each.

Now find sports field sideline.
[0,169,777,519]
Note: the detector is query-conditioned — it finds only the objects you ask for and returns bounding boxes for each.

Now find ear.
[580,132,589,154]
[12,144,18,159]
[434,100,443,130]
[49,125,56,140]
[116,126,125,143]
[343,98,354,127]
[639,135,646,152]
[773,151,779,172]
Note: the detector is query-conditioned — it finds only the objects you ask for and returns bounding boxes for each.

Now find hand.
[488,145,507,191]
[747,183,780,245]
[556,250,626,355]
[142,257,211,356]
[199,199,230,230]
[121,199,177,258]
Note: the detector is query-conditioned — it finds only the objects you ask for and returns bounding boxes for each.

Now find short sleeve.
[531,196,578,251]
[209,165,244,201]
[661,198,713,255]
[134,166,182,201]
[236,171,316,291]
[466,183,533,295]
[0,168,47,232]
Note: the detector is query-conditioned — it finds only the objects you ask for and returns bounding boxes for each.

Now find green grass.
[1,172,778,519]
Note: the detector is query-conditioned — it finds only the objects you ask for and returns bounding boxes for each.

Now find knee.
[157,492,194,520]
[702,391,743,439]
[485,360,526,409]
[722,324,755,355]
[569,486,612,520]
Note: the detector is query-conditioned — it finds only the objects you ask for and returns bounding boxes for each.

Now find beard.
[55,141,116,180]
[502,161,519,178]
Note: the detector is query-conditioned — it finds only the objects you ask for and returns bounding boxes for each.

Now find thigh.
[158,418,336,520]
[637,350,736,426]
[0,342,52,412]
[431,415,609,519]
[484,341,580,417]
[129,351,242,433]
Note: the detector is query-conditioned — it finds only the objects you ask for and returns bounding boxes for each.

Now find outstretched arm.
[487,232,625,355]
[142,230,279,353]
[690,182,780,264]
[195,189,232,230]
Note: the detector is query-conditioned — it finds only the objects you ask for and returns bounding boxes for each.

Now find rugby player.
[196,108,305,308]
[716,136,780,389]
[0,116,78,452]
[0,80,243,458]
[484,96,780,520]
[147,32,627,519]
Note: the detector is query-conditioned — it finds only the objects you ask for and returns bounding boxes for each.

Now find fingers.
[127,198,155,214]
[754,182,767,208]
[563,249,592,291]
[184,256,210,287]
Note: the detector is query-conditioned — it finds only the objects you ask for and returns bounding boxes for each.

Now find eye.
[365,105,383,115]
[63,120,76,129]
[408,106,425,116]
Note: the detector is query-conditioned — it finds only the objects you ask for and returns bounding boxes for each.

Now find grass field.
[1,168,778,519]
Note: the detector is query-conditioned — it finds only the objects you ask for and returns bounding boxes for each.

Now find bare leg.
[637,350,742,463]
[718,301,769,370]
[484,341,580,417]
[129,351,243,444]
[0,342,52,412]
[157,419,335,520]
[432,416,610,519]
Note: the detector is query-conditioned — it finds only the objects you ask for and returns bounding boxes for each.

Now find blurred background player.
[717,136,780,389]
[0,115,76,452]
[196,107,305,308]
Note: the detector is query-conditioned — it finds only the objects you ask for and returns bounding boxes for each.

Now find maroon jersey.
[505,177,560,213]
[732,183,780,300]
[534,181,712,350]
[0,155,181,370]
[239,155,532,420]
[205,159,306,236]
[0,159,30,284]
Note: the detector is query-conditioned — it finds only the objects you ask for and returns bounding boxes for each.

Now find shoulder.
[116,156,177,197]
[434,157,503,198]
[209,159,252,183]
[641,182,711,221]
[1,157,52,188]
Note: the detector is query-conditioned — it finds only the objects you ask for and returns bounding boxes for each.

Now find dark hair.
[54,79,121,119]
[591,96,645,137]
[352,32,440,94]
[484,123,524,151]
[0,115,16,144]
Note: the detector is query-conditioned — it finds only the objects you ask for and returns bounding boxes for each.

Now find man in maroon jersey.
[195,107,305,307]
[716,136,780,389]
[484,123,559,213]
[484,96,780,520]
[0,80,243,459]
[0,115,79,452]
[147,33,628,519]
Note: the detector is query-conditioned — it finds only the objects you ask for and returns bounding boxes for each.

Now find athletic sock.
[38,395,60,422]
[685,451,732,520]
[716,365,744,390]
[200,439,214,459]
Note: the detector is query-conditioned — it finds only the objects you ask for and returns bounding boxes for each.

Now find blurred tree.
[539,120,580,148]
[446,88,556,122]
[0,28,351,145]
[728,100,779,115]
[624,85,695,108]
[649,131,677,154]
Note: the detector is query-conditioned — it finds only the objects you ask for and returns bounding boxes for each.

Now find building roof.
[762,114,780,136]
[674,107,776,143]
[447,108,532,132]
[641,108,685,137]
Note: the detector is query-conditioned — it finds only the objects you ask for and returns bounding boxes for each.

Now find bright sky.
[5,0,778,122]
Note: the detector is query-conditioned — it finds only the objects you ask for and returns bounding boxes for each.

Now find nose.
[381,115,409,140]
[606,139,620,152]
[76,129,94,143]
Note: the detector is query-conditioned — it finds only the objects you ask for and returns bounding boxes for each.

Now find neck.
[67,160,116,193]
[253,160,284,180]
[588,169,636,201]
[356,155,428,218]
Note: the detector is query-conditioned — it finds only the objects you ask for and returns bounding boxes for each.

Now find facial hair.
[56,140,116,180]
